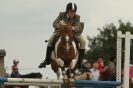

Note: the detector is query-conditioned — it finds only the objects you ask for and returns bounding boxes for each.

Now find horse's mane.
[59,25,73,35]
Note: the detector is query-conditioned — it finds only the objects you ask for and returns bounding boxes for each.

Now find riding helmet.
[66,2,77,12]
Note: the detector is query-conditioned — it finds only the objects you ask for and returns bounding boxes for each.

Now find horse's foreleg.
[56,58,64,67]
[70,59,77,70]
[61,68,69,84]
[67,68,75,87]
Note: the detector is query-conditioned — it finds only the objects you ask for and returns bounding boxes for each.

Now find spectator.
[10,59,20,78]
[90,62,100,80]
[96,56,104,74]
[130,64,133,78]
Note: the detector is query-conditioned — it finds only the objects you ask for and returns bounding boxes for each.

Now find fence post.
[0,49,6,88]
[123,32,131,88]
[0,49,6,77]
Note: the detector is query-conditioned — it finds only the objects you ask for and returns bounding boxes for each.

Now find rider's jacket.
[53,12,83,36]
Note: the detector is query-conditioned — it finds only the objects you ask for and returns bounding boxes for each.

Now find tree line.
[85,20,133,65]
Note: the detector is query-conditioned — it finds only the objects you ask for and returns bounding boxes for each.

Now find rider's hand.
[56,20,67,30]
[59,20,66,25]
[72,26,75,31]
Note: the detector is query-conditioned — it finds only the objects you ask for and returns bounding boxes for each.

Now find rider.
[11,59,20,78]
[39,2,86,69]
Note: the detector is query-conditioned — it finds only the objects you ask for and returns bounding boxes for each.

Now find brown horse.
[51,24,79,79]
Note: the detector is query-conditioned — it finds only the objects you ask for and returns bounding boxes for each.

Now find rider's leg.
[75,36,86,68]
[39,34,55,68]
[78,49,85,68]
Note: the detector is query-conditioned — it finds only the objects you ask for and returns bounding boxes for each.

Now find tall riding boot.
[77,49,85,69]
[38,46,53,68]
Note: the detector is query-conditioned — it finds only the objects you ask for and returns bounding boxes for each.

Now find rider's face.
[68,10,76,18]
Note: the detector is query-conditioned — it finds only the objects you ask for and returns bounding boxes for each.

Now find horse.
[5,72,42,88]
[51,24,79,79]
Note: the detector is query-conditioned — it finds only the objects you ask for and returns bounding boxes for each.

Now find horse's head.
[58,24,75,52]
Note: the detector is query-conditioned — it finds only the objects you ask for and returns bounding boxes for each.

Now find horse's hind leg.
[65,68,75,87]
[61,67,69,84]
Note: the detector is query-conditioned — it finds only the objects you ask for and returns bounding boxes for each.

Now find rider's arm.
[72,15,82,36]
[53,12,63,29]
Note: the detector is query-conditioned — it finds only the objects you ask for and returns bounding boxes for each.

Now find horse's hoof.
[68,78,75,88]
[75,69,82,75]
[68,73,75,83]
[63,75,68,84]
[68,78,75,83]
[63,79,68,84]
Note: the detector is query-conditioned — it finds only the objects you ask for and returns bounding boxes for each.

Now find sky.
[0,0,133,79]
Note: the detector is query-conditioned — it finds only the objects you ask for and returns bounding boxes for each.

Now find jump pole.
[0,77,63,87]
[0,77,63,83]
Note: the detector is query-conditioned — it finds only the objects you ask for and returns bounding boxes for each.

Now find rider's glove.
[72,26,75,31]
[59,20,66,25]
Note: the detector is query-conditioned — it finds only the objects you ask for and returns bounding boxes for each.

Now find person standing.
[96,56,104,74]
[10,59,20,78]
[90,62,100,80]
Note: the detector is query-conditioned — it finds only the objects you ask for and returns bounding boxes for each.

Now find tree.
[86,20,133,64]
